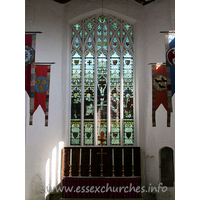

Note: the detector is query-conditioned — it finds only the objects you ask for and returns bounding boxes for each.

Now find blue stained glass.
[97,38,102,51]
[110,51,120,145]
[123,51,134,145]
[97,25,102,36]
[103,25,107,36]
[103,38,107,51]
[125,37,130,48]
[74,37,80,49]
[87,37,92,49]
[112,37,118,48]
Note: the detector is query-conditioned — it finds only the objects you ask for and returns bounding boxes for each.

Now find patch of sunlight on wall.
[51,146,57,190]
[45,158,50,198]
[58,141,64,184]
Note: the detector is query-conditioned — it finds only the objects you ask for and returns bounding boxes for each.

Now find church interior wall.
[25,0,175,199]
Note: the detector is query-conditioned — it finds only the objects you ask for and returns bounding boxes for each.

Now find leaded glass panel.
[84,51,95,145]
[110,51,121,145]
[70,14,134,146]
[97,51,107,144]
[71,51,82,145]
[123,51,134,145]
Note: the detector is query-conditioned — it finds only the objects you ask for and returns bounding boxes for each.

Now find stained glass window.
[110,51,120,145]
[71,51,82,145]
[84,52,95,145]
[123,51,134,145]
[97,51,107,144]
[70,14,134,146]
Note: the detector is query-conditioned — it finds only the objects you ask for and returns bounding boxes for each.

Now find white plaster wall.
[25,0,65,199]
[143,0,175,199]
[25,0,175,200]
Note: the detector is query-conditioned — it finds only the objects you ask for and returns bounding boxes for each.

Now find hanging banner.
[29,65,51,126]
[152,64,172,127]
[165,33,175,96]
[25,34,36,97]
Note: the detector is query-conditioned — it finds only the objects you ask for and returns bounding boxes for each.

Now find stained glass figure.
[110,52,120,145]
[71,51,82,145]
[97,52,107,144]
[84,52,95,145]
[123,51,134,145]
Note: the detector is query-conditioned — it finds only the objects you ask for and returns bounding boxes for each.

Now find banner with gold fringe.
[29,64,51,126]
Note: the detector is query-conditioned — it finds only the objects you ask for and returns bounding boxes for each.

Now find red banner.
[152,64,170,126]
[25,34,36,97]
[30,65,51,126]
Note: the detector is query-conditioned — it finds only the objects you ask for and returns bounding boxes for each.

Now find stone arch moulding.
[67,8,137,25]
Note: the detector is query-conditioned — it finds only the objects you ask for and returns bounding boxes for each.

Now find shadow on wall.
[45,141,64,199]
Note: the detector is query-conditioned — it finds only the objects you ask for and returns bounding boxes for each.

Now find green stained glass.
[92,30,95,38]
[110,30,113,38]
[80,30,82,38]
[99,15,106,23]
[110,51,120,145]
[130,30,133,38]
[123,51,134,145]
[74,24,80,31]
[117,30,120,38]
[124,24,131,31]
[87,37,92,49]
[74,37,80,49]
[87,21,93,31]
[97,38,102,51]
[72,30,75,38]
[84,52,95,145]
[122,30,125,38]
[103,25,107,36]
[97,25,102,36]
[97,52,107,144]
[71,51,82,145]
[111,22,118,31]
[84,30,88,39]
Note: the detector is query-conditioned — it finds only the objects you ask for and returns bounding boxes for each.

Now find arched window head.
[70,14,134,146]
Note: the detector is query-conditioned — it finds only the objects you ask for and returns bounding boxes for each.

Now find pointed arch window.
[70,14,134,146]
